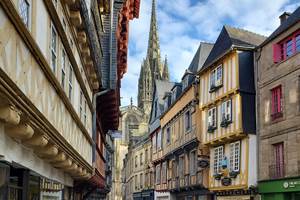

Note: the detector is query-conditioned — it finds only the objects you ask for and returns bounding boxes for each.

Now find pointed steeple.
[162,55,170,80]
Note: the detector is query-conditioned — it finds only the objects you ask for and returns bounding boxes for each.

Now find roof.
[260,6,300,46]
[201,25,266,72]
[188,42,214,73]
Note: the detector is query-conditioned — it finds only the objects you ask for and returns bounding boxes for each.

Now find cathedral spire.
[162,55,170,80]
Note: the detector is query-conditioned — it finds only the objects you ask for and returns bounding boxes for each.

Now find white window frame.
[184,109,192,132]
[208,107,217,128]
[79,91,83,119]
[213,146,224,174]
[229,141,240,172]
[210,65,223,88]
[84,100,87,126]
[50,24,58,73]
[68,64,73,101]
[221,99,232,122]
[19,0,31,28]
[61,49,66,89]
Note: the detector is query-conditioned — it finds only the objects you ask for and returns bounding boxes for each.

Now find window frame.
[68,64,73,101]
[271,85,283,120]
[155,164,161,184]
[189,150,197,175]
[166,127,171,144]
[50,24,58,73]
[19,0,31,28]
[274,29,300,63]
[184,109,192,133]
[161,162,167,183]
[229,141,241,172]
[221,99,232,124]
[213,145,224,175]
[61,49,66,89]
[179,155,184,178]
[210,65,223,90]
[208,107,217,129]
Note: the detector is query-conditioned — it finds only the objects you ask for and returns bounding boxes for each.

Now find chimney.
[279,12,291,24]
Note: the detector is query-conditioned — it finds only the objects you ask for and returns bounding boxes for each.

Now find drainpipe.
[254,47,262,189]
[92,89,110,162]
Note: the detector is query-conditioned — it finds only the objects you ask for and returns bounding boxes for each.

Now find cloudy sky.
[120,0,300,106]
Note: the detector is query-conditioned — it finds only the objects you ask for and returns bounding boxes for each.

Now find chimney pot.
[279,12,291,24]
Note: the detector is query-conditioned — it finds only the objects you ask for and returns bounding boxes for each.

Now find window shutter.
[273,44,281,63]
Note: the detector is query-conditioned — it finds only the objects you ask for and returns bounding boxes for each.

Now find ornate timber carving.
[5,123,34,140]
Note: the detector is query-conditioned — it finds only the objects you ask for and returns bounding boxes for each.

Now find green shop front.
[259,177,300,200]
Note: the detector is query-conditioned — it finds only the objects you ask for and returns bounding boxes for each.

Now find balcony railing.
[269,163,285,179]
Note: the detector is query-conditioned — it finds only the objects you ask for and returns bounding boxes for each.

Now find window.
[51,25,57,72]
[79,91,83,119]
[135,175,138,189]
[164,97,168,110]
[68,65,73,101]
[273,30,300,62]
[172,160,177,179]
[84,100,87,125]
[229,141,240,172]
[286,39,293,57]
[182,76,189,89]
[166,127,171,144]
[179,156,184,178]
[221,99,232,123]
[19,0,30,27]
[271,85,283,120]
[152,134,157,151]
[184,110,192,132]
[296,35,300,52]
[140,173,143,188]
[190,151,197,175]
[145,149,148,162]
[213,146,224,174]
[210,65,223,90]
[154,100,158,118]
[135,156,138,167]
[155,165,161,184]
[208,107,217,129]
[273,142,284,178]
[140,153,143,165]
[172,89,177,103]
[61,49,66,89]
[157,130,162,150]
[162,162,167,183]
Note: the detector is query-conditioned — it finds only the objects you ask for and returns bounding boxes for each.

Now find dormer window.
[182,76,189,90]
[209,65,223,93]
[171,89,177,103]
[164,97,169,111]
[220,99,232,127]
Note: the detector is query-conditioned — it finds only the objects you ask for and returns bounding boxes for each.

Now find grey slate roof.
[188,42,214,73]
[155,80,175,107]
[201,25,266,72]
[261,6,300,46]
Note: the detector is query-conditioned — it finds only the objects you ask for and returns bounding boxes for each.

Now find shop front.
[141,189,154,200]
[259,177,300,200]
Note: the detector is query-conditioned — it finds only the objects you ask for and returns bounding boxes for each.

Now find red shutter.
[271,89,275,114]
[278,86,282,113]
[273,44,281,63]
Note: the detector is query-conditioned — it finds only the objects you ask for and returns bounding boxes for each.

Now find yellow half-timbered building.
[198,26,266,200]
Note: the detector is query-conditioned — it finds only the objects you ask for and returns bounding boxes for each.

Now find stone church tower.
[138,0,169,117]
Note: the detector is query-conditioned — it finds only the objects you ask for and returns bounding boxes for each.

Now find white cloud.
[120,0,300,106]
